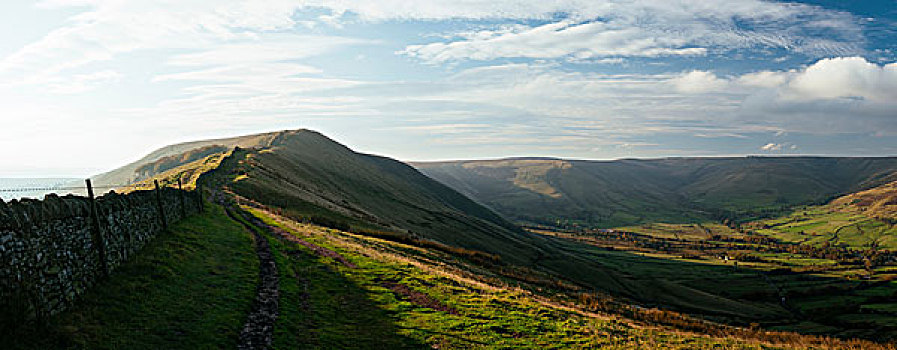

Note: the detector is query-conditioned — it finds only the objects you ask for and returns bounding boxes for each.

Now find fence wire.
[0,183,156,193]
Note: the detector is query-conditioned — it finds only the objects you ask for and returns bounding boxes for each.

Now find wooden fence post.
[177,178,187,218]
[86,179,108,277]
[197,184,204,213]
[154,180,168,231]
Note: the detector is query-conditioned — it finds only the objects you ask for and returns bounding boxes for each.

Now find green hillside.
[203,131,812,325]
[747,180,897,250]
[15,129,893,347]
[109,129,895,332]
[414,157,897,227]
[14,201,871,349]
[216,130,544,266]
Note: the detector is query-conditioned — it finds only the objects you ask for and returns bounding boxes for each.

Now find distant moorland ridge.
[413,157,897,227]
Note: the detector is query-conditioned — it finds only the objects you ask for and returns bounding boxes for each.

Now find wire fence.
[0,183,155,193]
[0,182,166,202]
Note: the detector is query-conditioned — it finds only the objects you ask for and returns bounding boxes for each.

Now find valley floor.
[533,220,897,342]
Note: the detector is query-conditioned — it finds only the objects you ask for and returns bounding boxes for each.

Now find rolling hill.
[77,129,896,336]
[413,157,897,228]
[183,130,800,322]
[209,129,545,265]
[82,129,551,266]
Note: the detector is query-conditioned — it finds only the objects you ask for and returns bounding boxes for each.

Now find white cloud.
[759,143,799,152]
[353,63,755,140]
[392,123,492,134]
[760,143,782,151]
[669,71,729,94]
[782,57,897,102]
[364,57,897,140]
[628,57,897,135]
[668,57,897,104]
[736,71,790,88]
[138,34,372,126]
[163,35,367,67]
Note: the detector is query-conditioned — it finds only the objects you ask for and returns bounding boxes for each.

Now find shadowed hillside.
[414,157,897,228]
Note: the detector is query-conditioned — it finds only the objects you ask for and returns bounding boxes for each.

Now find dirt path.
[225,205,280,350]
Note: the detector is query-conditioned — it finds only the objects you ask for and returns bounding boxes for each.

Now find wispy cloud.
[352,57,897,140]
[2,0,863,83]
[0,1,313,87]
[394,0,861,62]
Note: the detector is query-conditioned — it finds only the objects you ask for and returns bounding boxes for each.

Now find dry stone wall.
[0,188,200,319]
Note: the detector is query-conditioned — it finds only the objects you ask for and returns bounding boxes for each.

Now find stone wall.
[0,187,201,319]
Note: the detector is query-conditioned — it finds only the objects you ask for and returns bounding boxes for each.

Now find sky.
[0,0,896,177]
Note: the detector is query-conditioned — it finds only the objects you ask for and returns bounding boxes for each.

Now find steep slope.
[215,130,544,265]
[414,157,897,227]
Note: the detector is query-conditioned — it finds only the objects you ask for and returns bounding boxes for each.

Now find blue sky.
[0,0,895,177]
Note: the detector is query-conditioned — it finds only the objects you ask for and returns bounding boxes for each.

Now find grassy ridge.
[221,130,545,266]
[5,204,258,349]
[120,150,231,192]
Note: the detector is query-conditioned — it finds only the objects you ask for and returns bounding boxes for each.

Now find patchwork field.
[749,206,897,250]
[530,219,897,342]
